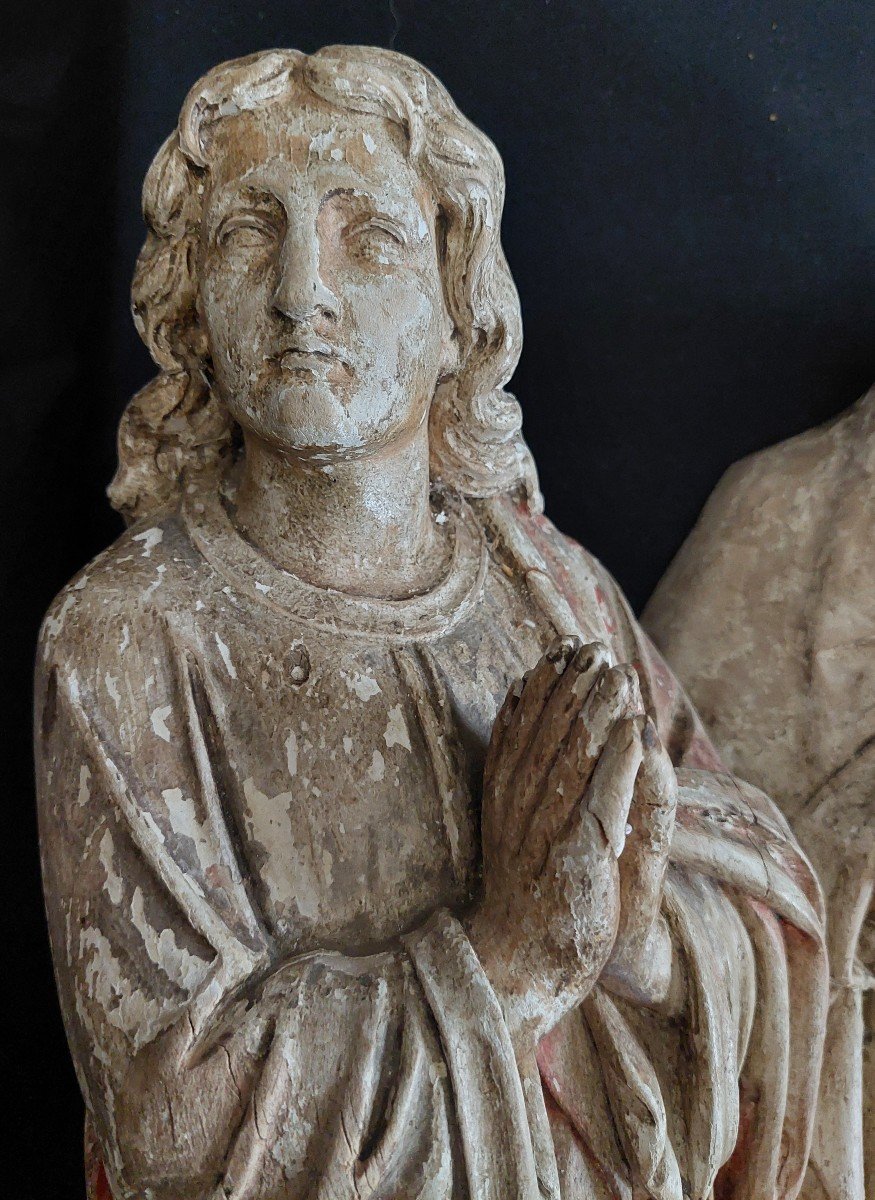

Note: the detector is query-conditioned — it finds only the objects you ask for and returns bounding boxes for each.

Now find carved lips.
[273,339,352,376]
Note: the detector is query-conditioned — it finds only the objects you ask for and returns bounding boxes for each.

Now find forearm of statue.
[109,946,411,1193]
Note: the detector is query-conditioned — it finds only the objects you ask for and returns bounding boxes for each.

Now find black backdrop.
[3,0,873,1191]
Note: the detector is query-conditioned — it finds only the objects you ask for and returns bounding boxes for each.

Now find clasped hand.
[466,637,677,1044]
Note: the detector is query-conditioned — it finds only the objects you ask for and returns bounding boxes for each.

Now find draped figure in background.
[645,388,875,1200]
[36,47,828,1200]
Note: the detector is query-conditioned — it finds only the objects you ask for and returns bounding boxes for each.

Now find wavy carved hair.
[108,45,540,523]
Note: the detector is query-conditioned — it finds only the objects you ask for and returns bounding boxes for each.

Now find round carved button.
[288,645,311,685]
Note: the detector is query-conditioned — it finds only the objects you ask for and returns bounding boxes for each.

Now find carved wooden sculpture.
[36,47,830,1200]
[645,387,875,1200]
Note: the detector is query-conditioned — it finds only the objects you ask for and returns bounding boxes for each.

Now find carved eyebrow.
[318,186,389,213]
[222,184,283,210]
[321,187,415,232]
[207,186,285,240]
[208,185,283,226]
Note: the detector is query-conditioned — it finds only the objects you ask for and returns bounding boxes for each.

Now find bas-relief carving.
[35,47,830,1199]
[644,388,875,1200]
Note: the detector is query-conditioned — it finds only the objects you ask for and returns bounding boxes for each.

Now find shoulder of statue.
[36,507,200,681]
[704,394,870,538]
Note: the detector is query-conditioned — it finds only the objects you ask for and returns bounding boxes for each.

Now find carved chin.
[229,372,423,460]
[261,385,363,452]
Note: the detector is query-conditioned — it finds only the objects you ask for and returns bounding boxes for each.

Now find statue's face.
[198,93,453,462]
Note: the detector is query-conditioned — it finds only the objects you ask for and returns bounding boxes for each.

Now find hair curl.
[108,46,540,523]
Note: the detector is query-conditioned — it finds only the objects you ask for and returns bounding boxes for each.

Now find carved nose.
[272,236,339,324]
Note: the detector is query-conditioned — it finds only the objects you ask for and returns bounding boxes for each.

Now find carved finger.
[483,674,525,795]
[585,716,644,857]
[481,677,523,865]
[629,717,677,856]
[614,717,677,948]
[539,639,614,741]
[579,664,643,755]
[487,636,580,806]
[517,640,613,789]
[524,674,641,870]
[510,641,613,842]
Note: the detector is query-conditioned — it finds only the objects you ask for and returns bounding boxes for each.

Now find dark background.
[2,0,873,1191]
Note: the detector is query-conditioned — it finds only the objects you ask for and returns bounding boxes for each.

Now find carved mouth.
[274,342,350,372]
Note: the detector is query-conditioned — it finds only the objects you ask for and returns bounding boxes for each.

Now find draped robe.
[35,485,828,1200]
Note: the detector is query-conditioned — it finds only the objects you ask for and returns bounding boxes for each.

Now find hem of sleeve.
[403,908,557,1200]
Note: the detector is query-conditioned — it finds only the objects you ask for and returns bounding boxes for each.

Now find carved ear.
[190,288,212,365]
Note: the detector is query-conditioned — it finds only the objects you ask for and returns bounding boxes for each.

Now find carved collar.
[182,483,488,643]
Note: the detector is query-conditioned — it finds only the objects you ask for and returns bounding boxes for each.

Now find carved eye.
[216,212,279,251]
[343,216,407,262]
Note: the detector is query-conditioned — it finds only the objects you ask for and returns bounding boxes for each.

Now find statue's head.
[110,46,539,523]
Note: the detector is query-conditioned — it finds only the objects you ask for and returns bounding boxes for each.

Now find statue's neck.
[232,425,450,599]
